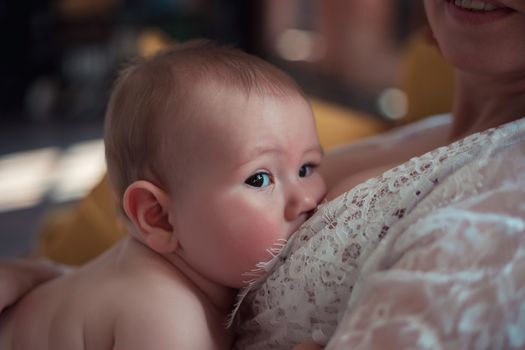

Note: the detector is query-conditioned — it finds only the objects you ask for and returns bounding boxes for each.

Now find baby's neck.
[123,236,237,315]
[163,249,238,314]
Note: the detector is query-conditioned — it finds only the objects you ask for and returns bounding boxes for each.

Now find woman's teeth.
[454,0,498,11]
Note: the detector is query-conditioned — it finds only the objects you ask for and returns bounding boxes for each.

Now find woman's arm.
[319,114,451,190]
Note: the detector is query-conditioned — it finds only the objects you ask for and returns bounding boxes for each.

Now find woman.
[3,1,525,348]
[233,1,525,348]
[321,0,525,196]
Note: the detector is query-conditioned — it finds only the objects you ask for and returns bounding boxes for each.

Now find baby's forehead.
[159,80,311,147]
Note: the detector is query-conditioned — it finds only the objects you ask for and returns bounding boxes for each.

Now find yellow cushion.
[36,175,124,265]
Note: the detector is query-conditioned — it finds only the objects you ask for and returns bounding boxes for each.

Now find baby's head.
[104,40,327,288]
[105,40,303,199]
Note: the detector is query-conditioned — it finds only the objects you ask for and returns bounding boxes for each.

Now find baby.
[0,40,327,349]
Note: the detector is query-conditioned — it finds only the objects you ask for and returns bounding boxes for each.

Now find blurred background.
[0,0,450,258]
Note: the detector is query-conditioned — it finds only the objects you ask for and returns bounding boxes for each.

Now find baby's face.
[169,86,326,288]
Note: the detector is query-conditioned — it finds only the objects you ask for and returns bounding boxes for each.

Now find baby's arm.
[0,259,61,313]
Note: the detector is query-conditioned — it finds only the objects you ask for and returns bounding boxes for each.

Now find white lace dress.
[232,116,525,350]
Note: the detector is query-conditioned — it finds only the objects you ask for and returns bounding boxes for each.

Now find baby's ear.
[123,181,178,253]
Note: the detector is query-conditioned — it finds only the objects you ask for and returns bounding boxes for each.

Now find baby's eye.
[245,172,272,188]
[299,164,314,177]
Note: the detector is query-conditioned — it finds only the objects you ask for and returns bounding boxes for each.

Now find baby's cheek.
[234,216,283,273]
[245,218,282,259]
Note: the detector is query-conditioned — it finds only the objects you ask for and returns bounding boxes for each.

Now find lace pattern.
[233,117,525,349]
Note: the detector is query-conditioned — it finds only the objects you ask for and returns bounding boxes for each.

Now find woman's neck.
[449,69,525,141]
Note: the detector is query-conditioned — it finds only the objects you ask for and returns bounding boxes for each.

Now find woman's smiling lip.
[446,0,515,24]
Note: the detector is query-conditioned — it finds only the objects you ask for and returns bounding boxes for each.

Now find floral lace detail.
[232,117,525,349]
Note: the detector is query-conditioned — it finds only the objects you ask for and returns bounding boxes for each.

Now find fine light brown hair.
[104,39,305,205]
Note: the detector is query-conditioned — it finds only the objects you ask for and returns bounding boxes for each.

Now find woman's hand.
[0,259,62,313]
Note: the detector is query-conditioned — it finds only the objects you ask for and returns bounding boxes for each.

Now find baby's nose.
[284,185,318,222]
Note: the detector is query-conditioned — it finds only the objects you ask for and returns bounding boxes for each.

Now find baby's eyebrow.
[236,146,280,167]
[236,144,324,168]
[303,145,324,158]
[249,145,281,157]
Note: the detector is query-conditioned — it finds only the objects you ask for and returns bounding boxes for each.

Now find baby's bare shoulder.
[112,278,230,350]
